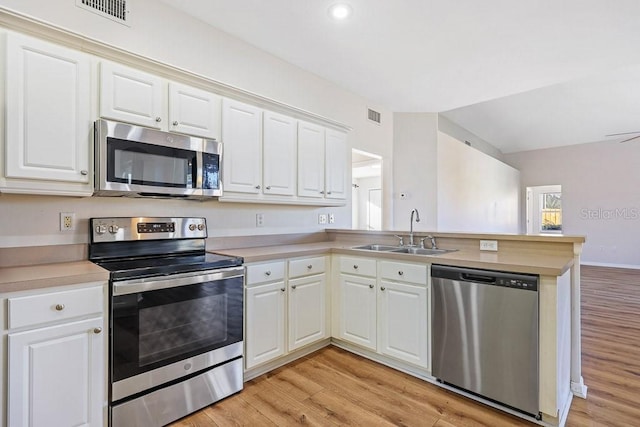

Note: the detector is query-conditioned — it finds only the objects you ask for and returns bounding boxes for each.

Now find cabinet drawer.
[380,261,427,285]
[8,285,104,330]
[339,256,377,277]
[246,261,285,285]
[288,256,326,279]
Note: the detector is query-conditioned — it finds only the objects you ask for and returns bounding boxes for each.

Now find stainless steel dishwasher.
[431,265,540,418]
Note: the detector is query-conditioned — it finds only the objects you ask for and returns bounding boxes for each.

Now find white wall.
[438,115,505,161]
[437,132,520,233]
[392,113,439,231]
[504,140,640,267]
[0,1,394,247]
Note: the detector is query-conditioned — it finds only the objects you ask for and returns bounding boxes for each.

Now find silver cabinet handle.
[155,117,162,122]
[398,271,404,276]
[55,304,65,311]
[265,271,271,276]
[173,120,179,126]
[93,327,102,334]
[369,284,374,289]
[266,186,271,190]
[291,285,297,290]
[256,185,261,189]
[353,265,359,269]
[320,190,325,194]
[307,264,313,269]
[381,286,386,291]
[327,191,332,195]
[80,170,88,176]
[280,288,286,292]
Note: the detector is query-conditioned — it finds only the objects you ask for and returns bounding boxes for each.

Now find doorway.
[352,149,382,230]
[526,185,562,234]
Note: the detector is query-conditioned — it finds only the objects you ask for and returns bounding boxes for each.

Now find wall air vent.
[76,0,130,26]
[367,108,381,125]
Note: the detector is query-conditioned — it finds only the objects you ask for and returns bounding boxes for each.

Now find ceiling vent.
[367,108,381,125]
[76,0,130,26]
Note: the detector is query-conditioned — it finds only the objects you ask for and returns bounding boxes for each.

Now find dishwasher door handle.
[460,273,496,284]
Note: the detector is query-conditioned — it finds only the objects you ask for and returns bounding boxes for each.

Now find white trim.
[581,261,640,270]
[571,377,588,399]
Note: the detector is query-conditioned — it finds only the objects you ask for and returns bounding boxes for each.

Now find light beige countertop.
[0,261,109,293]
[216,241,574,276]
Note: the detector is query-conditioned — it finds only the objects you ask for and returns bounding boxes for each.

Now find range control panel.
[91,217,207,243]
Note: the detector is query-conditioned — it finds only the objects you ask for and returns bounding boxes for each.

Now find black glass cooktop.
[95,252,243,281]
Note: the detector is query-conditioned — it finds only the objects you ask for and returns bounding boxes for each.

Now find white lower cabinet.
[5,282,106,427]
[245,257,328,371]
[335,256,430,369]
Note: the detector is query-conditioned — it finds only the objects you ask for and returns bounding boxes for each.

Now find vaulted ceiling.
[160,0,640,152]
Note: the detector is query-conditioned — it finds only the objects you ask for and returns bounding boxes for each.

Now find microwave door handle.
[195,151,203,190]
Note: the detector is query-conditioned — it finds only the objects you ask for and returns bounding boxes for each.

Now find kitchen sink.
[394,247,458,256]
[351,244,405,251]
[351,244,457,256]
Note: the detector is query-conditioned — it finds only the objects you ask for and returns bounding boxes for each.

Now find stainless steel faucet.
[409,208,420,246]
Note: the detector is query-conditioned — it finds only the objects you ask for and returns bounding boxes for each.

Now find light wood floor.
[171,265,640,426]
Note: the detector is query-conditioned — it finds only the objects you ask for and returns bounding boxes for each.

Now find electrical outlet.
[328,213,335,224]
[60,212,76,231]
[480,240,498,251]
[256,213,265,227]
[318,214,328,224]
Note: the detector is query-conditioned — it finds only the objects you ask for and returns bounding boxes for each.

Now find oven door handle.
[112,266,244,296]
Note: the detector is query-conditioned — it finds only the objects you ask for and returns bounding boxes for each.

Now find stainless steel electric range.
[89,217,244,427]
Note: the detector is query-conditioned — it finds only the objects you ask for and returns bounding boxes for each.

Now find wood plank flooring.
[171,265,640,427]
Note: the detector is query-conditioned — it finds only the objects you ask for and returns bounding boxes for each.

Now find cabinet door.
[297,121,325,198]
[325,129,348,200]
[245,281,286,369]
[338,274,377,350]
[168,82,221,139]
[8,317,105,427]
[378,280,428,368]
[222,98,263,194]
[99,61,166,129]
[288,274,327,351]
[4,33,92,190]
[263,111,297,196]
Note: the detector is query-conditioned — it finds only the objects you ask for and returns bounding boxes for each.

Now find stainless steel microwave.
[94,120,222,199]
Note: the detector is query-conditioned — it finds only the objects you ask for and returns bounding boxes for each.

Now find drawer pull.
[265,271,271,276]
[381,286,386,291]
[353,265,359,269]
[55,304,65,311]
[369,284,374,289]
[172,120,179,126]
[93,327,102,334]
[291,285,297,290]
[398,271,404,276]
[307,264,313,269]
[281,288,286,292]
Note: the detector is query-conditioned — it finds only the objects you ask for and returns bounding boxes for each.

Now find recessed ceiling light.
[328,3,353,20]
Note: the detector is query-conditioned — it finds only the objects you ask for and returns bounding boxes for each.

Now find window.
[540,192,562,232]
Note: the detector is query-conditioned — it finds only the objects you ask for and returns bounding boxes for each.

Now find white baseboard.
[581,261,640,270]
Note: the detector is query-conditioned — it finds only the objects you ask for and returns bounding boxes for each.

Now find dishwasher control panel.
[496,277,538,291]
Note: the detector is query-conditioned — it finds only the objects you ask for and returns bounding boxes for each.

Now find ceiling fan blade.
[619,135,640,143]
[606,131,640,137]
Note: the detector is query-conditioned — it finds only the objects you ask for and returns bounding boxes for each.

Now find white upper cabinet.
[99,61,166,129]
[100,62,221,139]
[168,82,221,140]
[263,111,297,196]
[2,32,93,196]
[222,98,263,194]
[325,129,348,200]
[297,121,326,198]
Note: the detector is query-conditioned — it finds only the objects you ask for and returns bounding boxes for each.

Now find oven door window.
[111,276,242,382]
[107,137,197,188]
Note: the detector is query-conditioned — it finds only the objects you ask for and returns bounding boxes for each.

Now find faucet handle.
[427,235,437,250]
[419,237,426,249]
[394,235,405,246]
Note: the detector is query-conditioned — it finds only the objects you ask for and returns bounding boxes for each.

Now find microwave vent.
[368,108,381,125]
[76,0,129,25]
